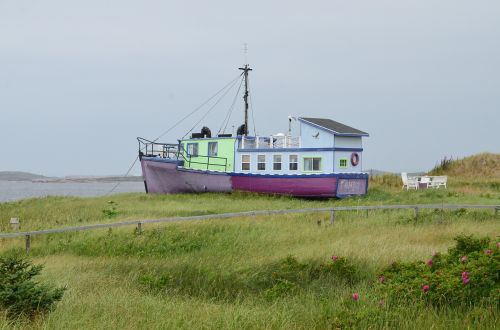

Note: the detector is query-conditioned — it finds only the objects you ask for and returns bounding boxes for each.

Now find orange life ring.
[351,152,359,166]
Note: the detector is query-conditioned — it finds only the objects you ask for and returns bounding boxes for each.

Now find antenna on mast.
[239,45,252,136]
[243,43,248,64]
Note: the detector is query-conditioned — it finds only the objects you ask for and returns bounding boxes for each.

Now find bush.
[102,200,118,218]
[0,255,65,319]
[376,235,499,307]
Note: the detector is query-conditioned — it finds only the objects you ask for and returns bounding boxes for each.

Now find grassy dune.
[429,153,500,179]
[1,154,499,329]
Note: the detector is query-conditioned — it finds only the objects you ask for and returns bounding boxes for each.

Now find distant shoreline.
[0,171,143,183]
[31,176,143,183]
[0,180,145,202]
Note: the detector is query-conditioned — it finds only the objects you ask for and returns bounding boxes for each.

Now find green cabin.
[180,137,236,172]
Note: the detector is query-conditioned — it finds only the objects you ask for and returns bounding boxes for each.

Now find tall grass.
[1,185,499,233]
[1,207,499,329]
[429,152,500,179]
[1,164,500,328]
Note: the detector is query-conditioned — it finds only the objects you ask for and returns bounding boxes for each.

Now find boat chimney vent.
[201,126,212,138]
[236,124,247,136]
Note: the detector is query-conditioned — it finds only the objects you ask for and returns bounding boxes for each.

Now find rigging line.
[152,73,243,143]
[105,155,139,195]
[221,82,241,134]
[247,77,257,136]
[183,76,241,139]
[182,75,242,139]
[218,76,244,135]
[111,74,242,196]
[219,76,244,134]
[112,74,242,196]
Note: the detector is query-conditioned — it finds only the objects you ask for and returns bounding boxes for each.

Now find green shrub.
[263,278,297,300]
[102,200,118,218]
[376,235,499,307]
[0,255,65,319]
[447,234,490,259]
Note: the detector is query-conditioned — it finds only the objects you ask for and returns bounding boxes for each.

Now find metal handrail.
[137,137,178,159]
[137,139,229,171]
[177,145,228,171]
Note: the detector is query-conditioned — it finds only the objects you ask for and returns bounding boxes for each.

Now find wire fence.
[1,204,499,252]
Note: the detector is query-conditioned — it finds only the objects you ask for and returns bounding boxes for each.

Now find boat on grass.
[138,64,369,198]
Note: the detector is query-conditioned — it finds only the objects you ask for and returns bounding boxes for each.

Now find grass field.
[1,157,499,329]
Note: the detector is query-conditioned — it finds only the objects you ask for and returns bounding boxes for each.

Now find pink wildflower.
[461,271,469,279]
[463,277,470,285]
[378,276,385,283]
[497,242,500,249]
[352,293,359,301]
[461,256,468,263]
[426,259,433,266]
[331,255,338,262]
[484,249,493,255]
[422,284,430,293]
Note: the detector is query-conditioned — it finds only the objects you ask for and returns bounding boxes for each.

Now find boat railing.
[177,145,228,171]
[240,135,301,149]
[137,137,178,159]
[273,135,300,148]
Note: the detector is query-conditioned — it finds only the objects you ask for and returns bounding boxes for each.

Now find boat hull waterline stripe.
[141,158,368,197]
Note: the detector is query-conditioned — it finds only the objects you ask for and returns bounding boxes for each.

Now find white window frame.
[187,143,198,156]
[273,154,282,171]
[241,154,250,171]
[303,157,321,171]
[289,154,298,171]
[257,154,266,171]
[208,142,218,157]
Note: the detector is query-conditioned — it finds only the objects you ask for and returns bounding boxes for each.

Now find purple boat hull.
[140,157,368,198]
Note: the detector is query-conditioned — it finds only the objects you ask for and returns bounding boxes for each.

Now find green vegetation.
[375,235,499,307]
[429,152,500,179]
[0,256,65,319]
[0,154,499,328]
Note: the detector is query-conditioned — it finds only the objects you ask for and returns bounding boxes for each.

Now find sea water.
[0,181,145,202]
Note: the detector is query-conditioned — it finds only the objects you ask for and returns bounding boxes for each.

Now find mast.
[238,64,252,135]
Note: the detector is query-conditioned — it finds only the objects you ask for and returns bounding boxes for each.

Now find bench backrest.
[421,176,431,183]
[401,172,408,184]
[431,176,447,184]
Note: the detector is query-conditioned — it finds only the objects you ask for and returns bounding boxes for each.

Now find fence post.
[414,207,419,218]
[330,210,335,225]
[10,217,20,231]
[25,235,31,253]
[365,209,369,218]
[137,222,142,234]
[495,207,499,218]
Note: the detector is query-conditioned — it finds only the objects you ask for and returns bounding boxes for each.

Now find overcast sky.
[1,0,499,176]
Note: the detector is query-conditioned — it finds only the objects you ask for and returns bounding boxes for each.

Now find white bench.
[429,176,447,189]
[401,172,419,190]
[420,176,431,188]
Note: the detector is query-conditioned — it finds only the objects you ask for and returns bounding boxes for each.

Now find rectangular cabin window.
[257,155,266,171]
[187,143,198,156]
[273,155,282,170]
[241,155,250,171]
[289,155,298,170]
[304,157,321,171]
[208,142,218,157]
[339,158,348,168]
